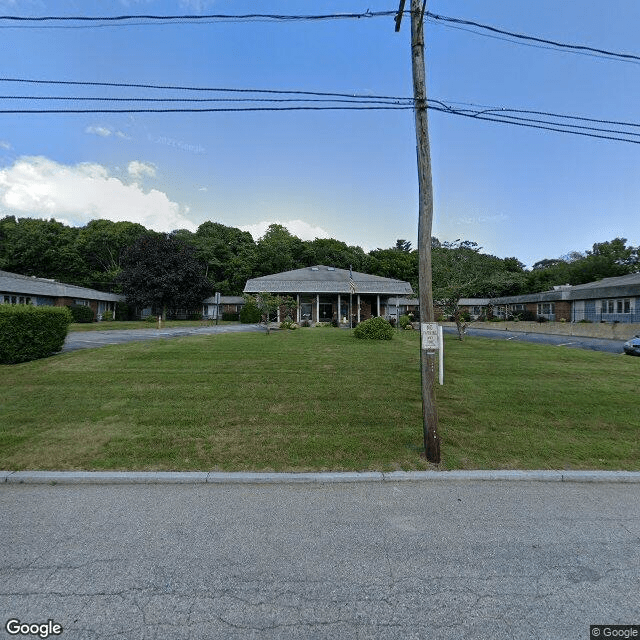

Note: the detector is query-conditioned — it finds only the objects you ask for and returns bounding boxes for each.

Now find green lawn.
[0,329,638,471]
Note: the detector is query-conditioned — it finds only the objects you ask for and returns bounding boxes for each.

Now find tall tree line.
[1,215,637,299]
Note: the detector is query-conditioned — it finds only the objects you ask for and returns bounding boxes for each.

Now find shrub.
[0,304,72,364]
[146,315,158,323]
[399,315,411,330]
[353,316,394,340]
[239,300,261,323]
[516,310,537,322]
[222,312,239,321]
[66,303,95,323]
[301,320,311,327]
[101,310,114,321]
[388,317,397,328]
[536,316,548,323]
[116,301,135,321]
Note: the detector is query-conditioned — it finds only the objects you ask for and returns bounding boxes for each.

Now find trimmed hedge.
[0,305,73,364]
[353,316,394,340]
[66,303,95,323]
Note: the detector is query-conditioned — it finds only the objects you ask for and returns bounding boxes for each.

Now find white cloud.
[128,160,156,179]
[85,125,112,138]
[85,125,130,140]
[239,219,331,241]
[0,140,12,150]
[0,156,196,232]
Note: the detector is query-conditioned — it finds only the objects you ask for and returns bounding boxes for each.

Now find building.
[202,295,246,320]
[459,272,640,323]
[0,270,122,319]
[244,265,414,325]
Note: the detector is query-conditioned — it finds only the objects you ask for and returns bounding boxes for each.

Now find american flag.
[349,266,356,294]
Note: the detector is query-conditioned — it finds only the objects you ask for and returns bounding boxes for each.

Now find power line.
[0,11,395,24]
[425,11,640,63]
[0,77,410,101]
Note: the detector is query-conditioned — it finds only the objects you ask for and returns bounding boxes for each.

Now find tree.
[117,233,211,318]
[77,219,149,291]
[394,238,412,252]
[188,221,255,294]
[0,216,85,284]
[432,240,526,339]
[244,292,281,334]
[253,224,306,276]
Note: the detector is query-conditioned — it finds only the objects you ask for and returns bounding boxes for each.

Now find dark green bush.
[399,315,411,330]
[353,316,394,340]
[66,303,95,323]
[0,304,72,364]
[222,312,239,321]
[100,310,114,321]
[239,300,261,323]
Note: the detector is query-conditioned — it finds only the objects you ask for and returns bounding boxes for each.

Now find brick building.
[0,270,122,319]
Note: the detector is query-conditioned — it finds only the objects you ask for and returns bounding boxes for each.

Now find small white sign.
[421,322,439,351]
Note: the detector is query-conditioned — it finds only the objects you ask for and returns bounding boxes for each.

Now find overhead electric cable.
[0,11,396,23]
[425,11,640,63]
[0,77,409,101]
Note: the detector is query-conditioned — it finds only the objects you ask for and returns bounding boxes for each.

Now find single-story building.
[0,269,122,319]
[202,295,246,320]
[244,265,414,325]
[459,272,640,323]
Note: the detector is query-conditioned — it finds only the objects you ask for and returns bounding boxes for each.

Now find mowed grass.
[0,329,638,471]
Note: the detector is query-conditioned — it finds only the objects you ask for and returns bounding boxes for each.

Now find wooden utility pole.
[396,0,440,463]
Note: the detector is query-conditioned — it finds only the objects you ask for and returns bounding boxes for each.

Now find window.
[602,299,631,314]
[74,299,90,306]
[537,303,555,315]
[300,298,312,320]
[318,303,333,321]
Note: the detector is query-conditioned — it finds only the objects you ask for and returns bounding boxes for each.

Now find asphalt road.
[1,480,638,639]
[443,326,628,355]
[62,323,266,353]
[63,324,630,356]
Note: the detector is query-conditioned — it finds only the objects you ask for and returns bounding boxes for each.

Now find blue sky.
[0,0,638,268]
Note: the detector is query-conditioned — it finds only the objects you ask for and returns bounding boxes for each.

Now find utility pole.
[396,0,440,463]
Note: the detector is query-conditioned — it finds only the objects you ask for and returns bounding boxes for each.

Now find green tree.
[189,221,256,294]
[432,240,525,339]
[253,224,306,276]
[300,237,369,272]
[117,233,211,318]
[0,216,84,284]
[77,219,149,291]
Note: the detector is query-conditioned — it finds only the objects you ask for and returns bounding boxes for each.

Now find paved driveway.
[62,323,265,353]
[444,326,626,354]
[1,479,638,639]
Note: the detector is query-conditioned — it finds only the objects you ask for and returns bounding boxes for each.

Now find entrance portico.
[244,266,414,326]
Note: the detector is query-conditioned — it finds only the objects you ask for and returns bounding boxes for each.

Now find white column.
[316,294,320,322]
[357,294,361,323]
[377,295,381,317]
[338,294,341,323]
[296,294,300,323]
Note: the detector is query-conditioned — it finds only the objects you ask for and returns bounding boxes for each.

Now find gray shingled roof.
[202,295,246,304]
[244,266,414,295]
[487,272,640,305]
[0,270,122,302]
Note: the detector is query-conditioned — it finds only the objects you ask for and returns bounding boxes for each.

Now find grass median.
[1,328,638,471]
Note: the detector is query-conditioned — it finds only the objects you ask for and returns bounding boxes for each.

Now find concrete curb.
[1,470,639,485]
